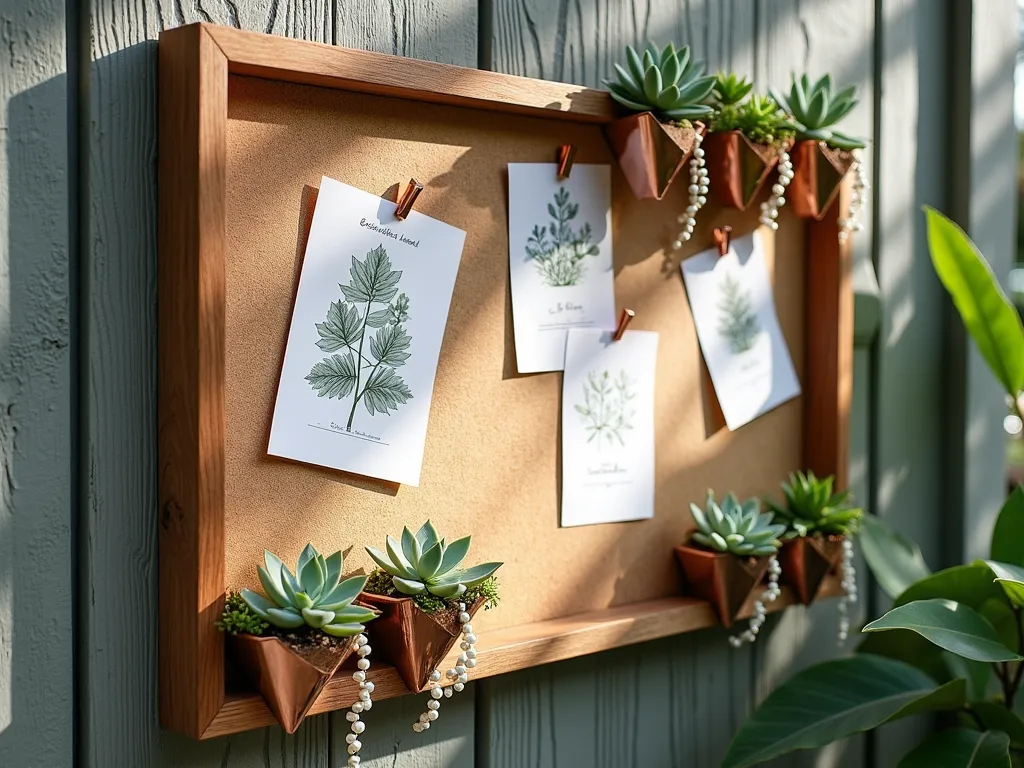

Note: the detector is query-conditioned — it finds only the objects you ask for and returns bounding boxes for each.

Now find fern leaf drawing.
[716,272,761,354]
[305,245,414,431]
[575,369,635,449]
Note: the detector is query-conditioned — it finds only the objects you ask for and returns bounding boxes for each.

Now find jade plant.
[769,74,865,149]
[765,470,864,539]
[689,491,786,557]
[365,520,502,612]
[605,42,715,122]
[238,544,378,637]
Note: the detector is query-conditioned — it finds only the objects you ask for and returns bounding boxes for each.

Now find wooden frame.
[158,23,852,739]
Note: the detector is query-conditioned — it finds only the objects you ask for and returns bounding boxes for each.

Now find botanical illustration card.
[561,328,659,527]
[507,164,616,373]
[268,176,466,486]
[680,230,801,431]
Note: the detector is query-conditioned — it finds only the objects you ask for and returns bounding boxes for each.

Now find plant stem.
[1009,606,1024,709]
[346,298,372,432]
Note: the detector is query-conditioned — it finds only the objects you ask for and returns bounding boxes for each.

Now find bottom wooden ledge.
[201,576,843,738]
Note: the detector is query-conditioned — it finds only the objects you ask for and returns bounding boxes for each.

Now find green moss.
[363,568,501,615]
[216,591,269,636]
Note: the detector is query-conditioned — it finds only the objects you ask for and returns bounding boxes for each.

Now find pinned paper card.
[508,164,616,373]
[268,176,465,486]
[680,230,800,431]
[561,328,659,527]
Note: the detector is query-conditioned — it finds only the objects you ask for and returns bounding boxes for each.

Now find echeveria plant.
[366,521,502,598]
[240,544,377,637]
[605,43,715,121]
[690,491,786,557]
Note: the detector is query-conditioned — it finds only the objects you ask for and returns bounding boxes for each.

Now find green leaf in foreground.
[721,655,965,768]
[990,486,1024,567]
[863,599,1021,663]
[968,703,1024,747]
[859,514,931,600]
[983,560,1024,607]
[897,728,1010,768]
[924,206,1024,398]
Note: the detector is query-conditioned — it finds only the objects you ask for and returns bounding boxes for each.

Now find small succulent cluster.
[708,74,795,145]
[366,520,502,601]
[770,74,865,149]
[765,470,864,538]
[217,591,269,636]
[689,491,786,557]
[605,43,715,122]
[240,545,378,637]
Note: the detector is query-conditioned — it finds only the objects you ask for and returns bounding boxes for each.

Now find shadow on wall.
[0,70,73,766]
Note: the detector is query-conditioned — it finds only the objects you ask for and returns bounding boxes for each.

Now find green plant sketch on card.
[525,187,601,287]
[306,244,413,432]
[716,272,761,353]
[575,369,635,448]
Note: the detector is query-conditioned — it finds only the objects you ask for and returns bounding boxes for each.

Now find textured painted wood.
[0,0,72,765]
[86,1,334,765]
[336,0,477,67]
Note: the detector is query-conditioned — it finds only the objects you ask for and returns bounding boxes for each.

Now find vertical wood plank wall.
[0,0,1014,767]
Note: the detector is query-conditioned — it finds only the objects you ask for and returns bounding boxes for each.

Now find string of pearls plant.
[344,634,374,767]
[838,148,867,243]
[836,537,857,645]
[758,145,793,230]
[729,555,782,648]
[672,132,708,249]
[412,602,476,733]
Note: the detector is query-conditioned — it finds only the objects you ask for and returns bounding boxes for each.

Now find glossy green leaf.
[863,599,1021,663]
[393,576,425,595]
[385,536,417,579]
[239,588,275,620]
[415,520,440,552]
[318,574,365,612]
[984,560,1024,607]
[898,728,1010,768]
[427,581,465,598]
[257,565,289,608]
[298,553,325,599]
[331,605,379,625]
[301,607,335,628]
[722,656,965,768]
[439,562,502,588]
[401,527,421,570]
[990,486,1024,567]
[321,622,365,638]
[859,514,931,599]
[266,607,306,629]
[925,206,1024,398]
[894,564,1019,651]
[436,536,471,577]
[968,703,1024,747]
[322,550,343,591]
[417,542,443,580]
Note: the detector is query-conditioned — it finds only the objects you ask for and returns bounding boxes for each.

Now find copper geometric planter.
[674,544,772,628]
[359,592,484,692]
[702,130,780,210]
[789,139,855,219]
[779,534,845,605]
[228,633,357,734]
[603,113,705,201]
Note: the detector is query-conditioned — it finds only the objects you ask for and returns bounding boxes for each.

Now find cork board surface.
[224,74,806,632]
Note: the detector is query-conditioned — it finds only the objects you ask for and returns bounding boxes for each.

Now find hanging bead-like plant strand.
[728,555,782,648]
[837,537,857,645]
[412,602,476,732]
[759,145,793,230]
[345,634,373,767]
[672,131,708,250]
[839,149,867,242]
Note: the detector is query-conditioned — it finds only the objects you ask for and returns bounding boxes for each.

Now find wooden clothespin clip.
[394,178,424,221]
[713,225,733,257]
[613,308,636,341]
[556,144,577,179]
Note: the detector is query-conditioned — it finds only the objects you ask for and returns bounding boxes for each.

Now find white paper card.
[680,230,801,430]
[268,176,466,486]
[561,328,659,527]
[508,164,616,373]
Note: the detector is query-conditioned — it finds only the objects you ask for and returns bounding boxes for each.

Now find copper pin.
[556,144,577,179]
[394,178,424,220]
[713,225,732,256]
[612,308,635,341]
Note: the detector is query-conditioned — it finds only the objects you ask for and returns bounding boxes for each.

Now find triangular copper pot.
[674,543,771,628]
[228,633,357,734]
[702,130,780,210]
[359,592,484,691]
[603,113,704,201]
[779,534,845,605]
[789,139,855,219]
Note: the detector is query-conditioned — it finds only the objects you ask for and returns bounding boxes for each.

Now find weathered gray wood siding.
[0,0,1016,766]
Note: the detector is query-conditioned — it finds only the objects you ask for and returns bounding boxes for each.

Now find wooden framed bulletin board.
[158,23,852,740]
